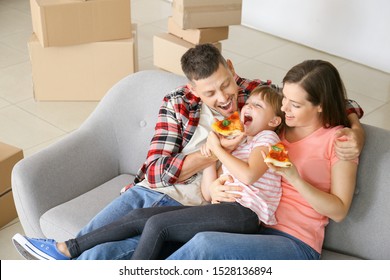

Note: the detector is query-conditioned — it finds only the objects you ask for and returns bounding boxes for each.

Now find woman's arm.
[272,160,358,222]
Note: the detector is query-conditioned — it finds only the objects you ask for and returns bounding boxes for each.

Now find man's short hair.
[181,43,227,81]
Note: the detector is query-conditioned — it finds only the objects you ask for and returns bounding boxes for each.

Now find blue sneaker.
[12,233,70,260]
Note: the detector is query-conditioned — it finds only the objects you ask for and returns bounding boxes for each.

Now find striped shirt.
[221,130,282,225]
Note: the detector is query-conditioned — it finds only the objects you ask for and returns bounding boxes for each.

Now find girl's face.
[281,83,322,129]
[241,93,279,137]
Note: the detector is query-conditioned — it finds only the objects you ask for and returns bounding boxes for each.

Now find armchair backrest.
[82,70,188,175]
[323,124,390,259]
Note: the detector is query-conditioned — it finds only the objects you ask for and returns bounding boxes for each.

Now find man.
[76,44,364,259]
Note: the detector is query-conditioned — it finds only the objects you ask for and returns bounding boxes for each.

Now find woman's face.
[281,83,322,129]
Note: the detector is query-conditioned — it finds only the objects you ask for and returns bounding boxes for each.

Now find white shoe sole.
[12,233,55,260]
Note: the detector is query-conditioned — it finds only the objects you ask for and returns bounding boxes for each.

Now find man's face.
[189,63,239,117]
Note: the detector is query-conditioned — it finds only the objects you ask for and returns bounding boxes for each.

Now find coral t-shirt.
[269,126,345,253]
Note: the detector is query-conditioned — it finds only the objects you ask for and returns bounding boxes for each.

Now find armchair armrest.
[12,124,119,237]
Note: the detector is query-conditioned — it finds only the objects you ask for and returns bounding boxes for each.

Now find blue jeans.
[75,185,182,260]
[167,228,320,260]
[67,203,258,260]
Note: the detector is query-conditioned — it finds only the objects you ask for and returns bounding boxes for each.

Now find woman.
[167,59,359,260]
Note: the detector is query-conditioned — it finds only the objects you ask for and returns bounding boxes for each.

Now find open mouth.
[218,100,232,111]
[244,115,253,125]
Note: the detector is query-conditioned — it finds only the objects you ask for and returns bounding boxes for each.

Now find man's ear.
[187,82,199,97]
[269,116,282,128]
[226,59,235,76]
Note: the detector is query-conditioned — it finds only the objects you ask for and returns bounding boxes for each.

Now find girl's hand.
[219,132,246,153]
[200,143,213,157]
[206,131,223,151]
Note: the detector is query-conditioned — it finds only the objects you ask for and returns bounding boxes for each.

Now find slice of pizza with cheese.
[211,111,244,138]
[264,142,292,167]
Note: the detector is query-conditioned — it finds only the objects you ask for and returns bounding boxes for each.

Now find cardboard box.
[0,141,23,228]
[30,0,132,47]
[172,0,242,29]
[0,142,24,195]
[153,33,221,76]
[29,25,138,101]
[0,189,18,228]
[168,17,229,45]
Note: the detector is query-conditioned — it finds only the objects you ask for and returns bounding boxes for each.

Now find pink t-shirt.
[270,126,346,253]
[222,130,282,225]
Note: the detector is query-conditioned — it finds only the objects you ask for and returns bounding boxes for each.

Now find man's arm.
[140,90,219,188]
[178,151,217,182]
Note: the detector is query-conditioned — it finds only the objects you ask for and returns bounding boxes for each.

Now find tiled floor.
[1,0,389,260]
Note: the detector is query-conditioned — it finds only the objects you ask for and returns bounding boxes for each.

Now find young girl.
[12,86,285,260]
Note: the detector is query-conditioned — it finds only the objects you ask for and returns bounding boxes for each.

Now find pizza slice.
[264,142,292,167]
[211,111,244,139]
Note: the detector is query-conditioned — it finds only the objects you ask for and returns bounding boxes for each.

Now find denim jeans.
[130,203,258,259]
[68,203,258,260]
[75,185,182,260]
[166,228,320,260]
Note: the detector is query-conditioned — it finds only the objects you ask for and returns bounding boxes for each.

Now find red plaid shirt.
[130,74,363,189]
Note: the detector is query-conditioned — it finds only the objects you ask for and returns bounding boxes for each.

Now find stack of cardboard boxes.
[0,142,24,228]
[28,0,138,101]
[154,0,242,76]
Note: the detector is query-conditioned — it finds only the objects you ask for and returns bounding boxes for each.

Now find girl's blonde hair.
[250,85,285,132]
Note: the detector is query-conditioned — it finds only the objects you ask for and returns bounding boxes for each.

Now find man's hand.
[208,175,242,204]
[334,112,366,161]
[334,127,365,160]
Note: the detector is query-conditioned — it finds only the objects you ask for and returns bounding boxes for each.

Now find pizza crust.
[264,156,292,167]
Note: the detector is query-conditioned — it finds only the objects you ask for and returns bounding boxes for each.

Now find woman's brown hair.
[282,60,350,128]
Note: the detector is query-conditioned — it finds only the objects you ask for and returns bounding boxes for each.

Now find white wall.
[242,0,390,73]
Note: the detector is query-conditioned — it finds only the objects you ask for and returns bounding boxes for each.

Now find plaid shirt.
[130,74,364,189]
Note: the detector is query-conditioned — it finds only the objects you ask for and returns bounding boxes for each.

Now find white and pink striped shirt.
[221,130,282,225]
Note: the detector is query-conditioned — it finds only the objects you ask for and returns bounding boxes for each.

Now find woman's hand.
[208,174,242,204]
[261,150,300,185]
